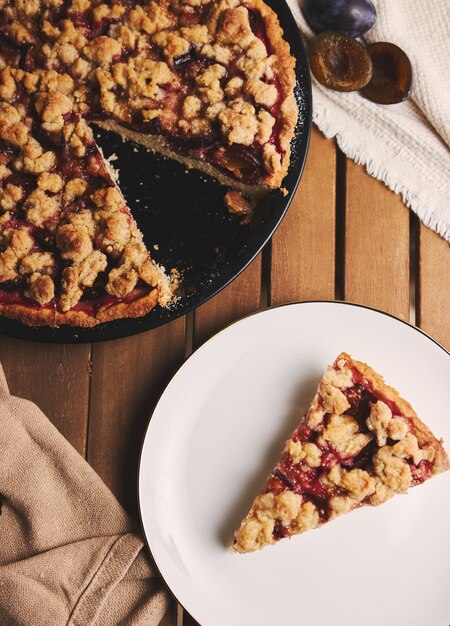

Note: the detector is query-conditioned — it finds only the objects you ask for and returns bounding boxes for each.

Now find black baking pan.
[0,0,312,343]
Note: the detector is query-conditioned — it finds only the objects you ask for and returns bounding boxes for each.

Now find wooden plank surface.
[194,255,262,349]
[0,340,90,455]
[418,224,450,351]
[345,159,410,320]
[87,318,186,517]
[271,128,336,304]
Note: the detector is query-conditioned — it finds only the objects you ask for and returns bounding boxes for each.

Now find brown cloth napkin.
[0,365,174,626]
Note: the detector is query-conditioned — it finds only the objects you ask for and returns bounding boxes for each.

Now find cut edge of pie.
[98,0,299,196]
[232,352,450,553]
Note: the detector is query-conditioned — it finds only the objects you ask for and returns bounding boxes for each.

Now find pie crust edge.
[251,0,298,189]
[348,353,450,474]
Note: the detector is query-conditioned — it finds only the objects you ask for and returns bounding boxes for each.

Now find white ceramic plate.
[138,302,450,626]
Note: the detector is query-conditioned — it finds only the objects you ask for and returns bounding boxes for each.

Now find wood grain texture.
[418,224,450,351]
[345,159,410,319]
[0,340,91,455]
[194,255,262,349]
[87,318,185,516]
[271,128,336,304]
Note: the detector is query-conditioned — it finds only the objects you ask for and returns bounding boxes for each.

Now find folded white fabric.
[288,0,450,242]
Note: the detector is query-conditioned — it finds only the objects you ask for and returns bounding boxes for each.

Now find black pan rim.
[0,0,312,344]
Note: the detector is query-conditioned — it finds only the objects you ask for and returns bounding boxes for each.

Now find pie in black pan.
[0,0,299,327]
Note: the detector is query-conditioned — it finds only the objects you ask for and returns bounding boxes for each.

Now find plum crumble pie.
[233,353,449,553]
[0,0,297,326]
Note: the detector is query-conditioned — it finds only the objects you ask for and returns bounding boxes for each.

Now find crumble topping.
[367,400,408,446]
[23,189,60,227]
[38,172,64,193]
[223,190,253,224]
[25,273,55,305]
[0,0,295,317]
[218,99,258,146]
[233,354,446,553]
[19,251,55,276]
[319,381,350,415]
[0,184,23,212]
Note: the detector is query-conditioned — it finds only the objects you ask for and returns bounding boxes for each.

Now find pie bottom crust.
[0,303,56,327]
[53,288,160,328]
[0,288,160,328]
[98,121,269,200]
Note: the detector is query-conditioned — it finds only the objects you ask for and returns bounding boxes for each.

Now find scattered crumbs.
[281,186,288,197]
[153,244,159,250]
[105,153,120,183]
[169,268,181,303]
[170,267,181,283]
[133,147,139,152]
[135,198,140,203]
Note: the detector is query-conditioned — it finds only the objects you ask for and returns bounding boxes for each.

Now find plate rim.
[136,299,450,624]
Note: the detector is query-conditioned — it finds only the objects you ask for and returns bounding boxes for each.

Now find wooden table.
[1,129,449,625]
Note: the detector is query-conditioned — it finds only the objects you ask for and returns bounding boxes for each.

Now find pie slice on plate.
[233,352,450,553]
[0,0,298,326]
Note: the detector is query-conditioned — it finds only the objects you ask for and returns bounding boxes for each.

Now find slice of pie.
[0,0,298,326]
[233,352,450,553]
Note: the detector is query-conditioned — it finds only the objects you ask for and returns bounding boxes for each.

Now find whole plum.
[303,0,377,38]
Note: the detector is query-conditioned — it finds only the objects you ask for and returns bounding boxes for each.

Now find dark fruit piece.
[362,42,412,104]
[303,0,376,38]
[224,190,254,224]
[248,9,263,37]
[173,46,196,69]
[212,145,262,179]
[309,32,372,91]
[168,132,219,151]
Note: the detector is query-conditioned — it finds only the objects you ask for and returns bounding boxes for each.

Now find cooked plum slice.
[224,190,254,224]
[362,42,413,104]
[309,32,372,91]
[303,0,376,38]
[212,145,262,179]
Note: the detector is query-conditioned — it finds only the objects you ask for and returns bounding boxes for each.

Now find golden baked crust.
[0,303,56,327]
[0,0,298,327]
[233,352,449,553]
[249,0,298,188]
[53,288,160,328]
[346,353,450,476]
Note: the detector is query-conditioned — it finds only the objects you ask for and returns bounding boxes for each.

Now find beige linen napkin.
[288,0,450,242]
[0,365,173,626]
